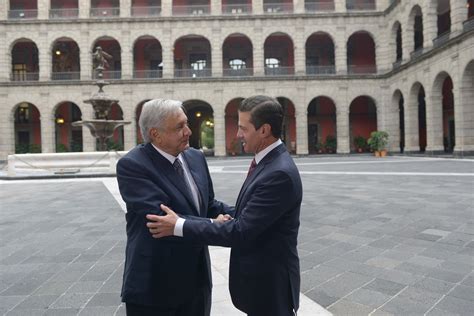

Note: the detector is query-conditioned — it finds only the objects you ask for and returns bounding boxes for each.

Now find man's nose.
[185,124,192,136]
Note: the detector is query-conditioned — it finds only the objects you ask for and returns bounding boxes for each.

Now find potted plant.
[324,135,337,154]
[354,136,366,153]
[315,141,324,154]
[367,131,389,157]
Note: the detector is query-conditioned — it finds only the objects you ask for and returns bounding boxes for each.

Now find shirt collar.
[254,139,282,164]
[151,143,180,164]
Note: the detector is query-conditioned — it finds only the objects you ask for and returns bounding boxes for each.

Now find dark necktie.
[173,158,192,195]
[247,158,257,178]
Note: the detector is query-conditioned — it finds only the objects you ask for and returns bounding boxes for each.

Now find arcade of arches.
[11,61,474,155]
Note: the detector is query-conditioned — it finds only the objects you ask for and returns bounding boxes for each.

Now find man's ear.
[260,123,272,137]
[150,128,160,143]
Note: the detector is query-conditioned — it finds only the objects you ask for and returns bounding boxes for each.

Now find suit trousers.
[125,286,211,316]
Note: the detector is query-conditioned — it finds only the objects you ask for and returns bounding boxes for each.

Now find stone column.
[450,0,467,35]
[253,26,264,76]
[336,106,350,154]
[402,17,413,61]
[455,85,474,153]
[0,0,8,20]
[425,87,444,153]
[80,34,92,81]
[334,0,346,13]
[423,4,437,50]
[294,0,305,14]
[253,0,263,15]
[295,103,308,155]
[213,92,226,156]
[294,25,305,76]
[121,89,135,151]
[404,92,420,152]
[121,29,132,80]
[0,28,8,81]
[121,0,131,18]
[79,0,91,19]
[334,26,347,75]
[161,0,172,16]
[81,104,95,152]
[0,104,15,158]
[37,0,49,19]
[211,31,223,77]
[38,39,51,81]
[160,24,173,79]
[40,108,55,153]
[211,0,221,15]
[375,0,389,12]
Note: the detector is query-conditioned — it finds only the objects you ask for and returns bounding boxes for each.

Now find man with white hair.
[116,99,233,316]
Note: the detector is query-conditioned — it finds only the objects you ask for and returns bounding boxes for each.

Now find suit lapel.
[235,144,286,215]
[144,144,200,216]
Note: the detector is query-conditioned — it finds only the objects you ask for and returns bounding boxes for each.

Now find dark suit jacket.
[182,144,302,315]
[116,143,232,308]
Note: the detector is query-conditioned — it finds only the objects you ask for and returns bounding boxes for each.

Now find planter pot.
[374,151,381,157]
[380,149,387,157]
[357,148,363,153]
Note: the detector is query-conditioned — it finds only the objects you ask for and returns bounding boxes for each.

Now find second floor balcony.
[263,2,293,14]
[173,5,211,16]
[222,4,252,15]
[131,6,162,17]
[8,9,38,19]
[49,8,79,19]
[133,70,163,79]
[306,65,336,75]
[305,1,335,12]
[223,68,254,77]
[51,72,81,81]
[174,68,212,78]
[10,72,39,81]
[90,7,120,18]
[346,0,376,11]
[265,66,295,76]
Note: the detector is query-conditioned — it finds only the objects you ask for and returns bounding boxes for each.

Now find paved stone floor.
[0,155,473,315]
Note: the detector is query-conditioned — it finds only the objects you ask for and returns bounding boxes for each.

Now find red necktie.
[247,158,257,178]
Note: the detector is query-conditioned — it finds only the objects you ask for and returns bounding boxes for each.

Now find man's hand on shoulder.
[146,204,178,238]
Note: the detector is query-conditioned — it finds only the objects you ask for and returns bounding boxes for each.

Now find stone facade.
[0,0,473,159]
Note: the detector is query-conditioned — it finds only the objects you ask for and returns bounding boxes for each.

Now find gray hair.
[139,99,184,143]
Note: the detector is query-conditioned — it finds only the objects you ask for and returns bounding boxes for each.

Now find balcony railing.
[306,65,336,75]
[346,0,376,11]
[222,4,252,15]
[263,3,294,14]
[347,65,377,74]
[51,72,80,81]
[8,9,38,19]
[265,66,295,76]
[93,70,122,80]
[223,68,254,77]
[433,32,451,48]
[172,5,211,16]
[392,60,402,69]
[49,8,79,19]
[305,1,335,12]
[174,68,212,78]
[463,18,474,32]
[10,72,39,81]
[90,7,120,18]
[410,47,424,59]
[133,70,163,79]
[131,6,161,17]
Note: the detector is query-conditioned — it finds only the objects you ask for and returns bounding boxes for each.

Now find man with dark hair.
[147,95,303,316]
[116,99,233,316]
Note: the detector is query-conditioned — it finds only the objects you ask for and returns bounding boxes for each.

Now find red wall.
[30,105,41,146]
[350,96,377,147]
[10,0,37,10]
[225,99,240,153]
[442,77,454,137]
[348,32,375,66]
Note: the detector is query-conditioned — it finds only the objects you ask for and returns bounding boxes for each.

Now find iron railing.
[223,68,254,77]
[305,1,335,12]
[172,5,211,16]
[51,72,81,81]
[265,66,295,76]
[433,32,450,48]
[222,4,252,15]
[174,68,212,78]
[49,8,79,19]
[463,18,474,32]
[131,6,161,16]
[410,47,424,59]
[346,0,376,11]
[90,7,120,18]
[347,65,377,74]
[93,70,122,80]
[8,9,38,19]
[10,72,40,81]
[263,3,294,14]
[133,70,163,79]
[306,65,336,75]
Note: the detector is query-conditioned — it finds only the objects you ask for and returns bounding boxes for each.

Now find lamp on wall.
[196,111,202,118]
[56,116,65,124]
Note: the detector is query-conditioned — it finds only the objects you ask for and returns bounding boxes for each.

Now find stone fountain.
[72,47,130,151]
